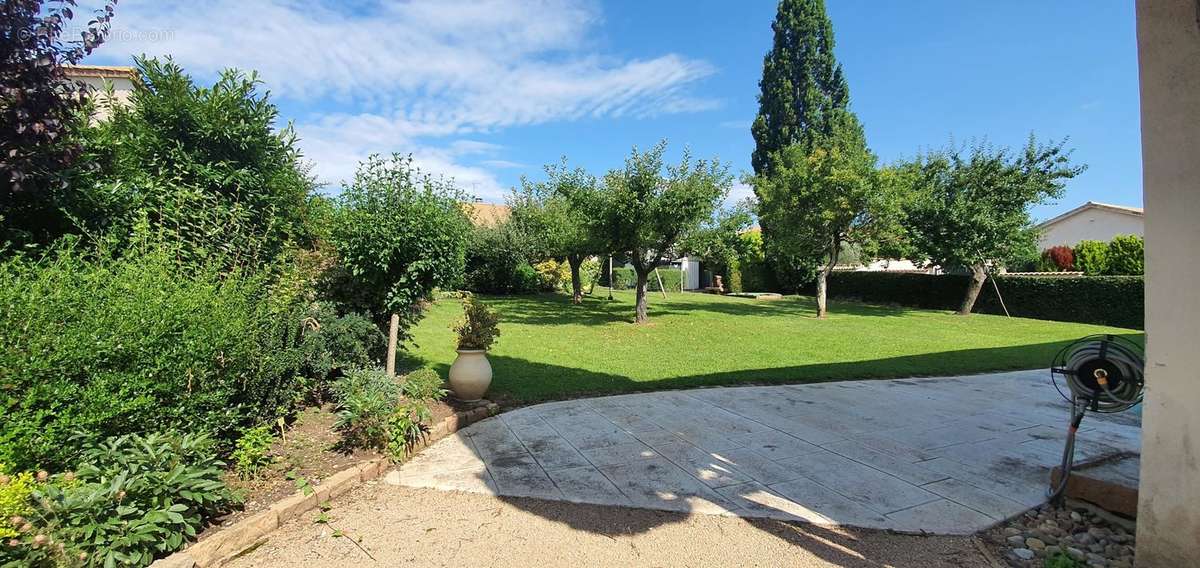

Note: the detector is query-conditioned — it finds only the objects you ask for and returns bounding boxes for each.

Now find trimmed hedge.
[728,259,777,293]
[605,267,683,291]
[816,272,1143,329]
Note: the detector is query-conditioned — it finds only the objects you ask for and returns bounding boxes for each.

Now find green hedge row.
[605,267,683,291]
[728,259,777,293]
[816,272,1143,329]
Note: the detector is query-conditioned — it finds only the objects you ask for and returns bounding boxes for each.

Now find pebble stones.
[987,505,1136,567]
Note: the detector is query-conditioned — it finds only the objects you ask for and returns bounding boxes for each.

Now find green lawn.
[402,290,1142,403]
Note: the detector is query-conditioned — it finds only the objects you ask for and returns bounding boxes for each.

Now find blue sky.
[89,0,1141,221]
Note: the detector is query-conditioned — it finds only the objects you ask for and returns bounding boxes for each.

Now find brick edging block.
[152,400,499,567]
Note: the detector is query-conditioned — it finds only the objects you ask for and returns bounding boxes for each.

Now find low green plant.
[385,401,433,461]
[332,368,401,448]
[0,432,237,568]
[453,298,501,351]
[1043,551,1083,568]
[230,424,276,479]
[1106,234,1144,275]
[1073,240,1110,276]
[401,368,447,403]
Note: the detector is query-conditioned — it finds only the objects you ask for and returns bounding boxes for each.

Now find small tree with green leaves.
[327,154,472,338]
[904,137,1085,315]
[509,159,601,303]
[583,141,731,323]
[749,113,900,318]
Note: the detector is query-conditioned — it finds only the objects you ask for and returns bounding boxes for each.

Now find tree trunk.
[634,269,650,323]
[958,264,988,316]
[815,267,830,319]
[815,237,840,319]
[568,254,583,304]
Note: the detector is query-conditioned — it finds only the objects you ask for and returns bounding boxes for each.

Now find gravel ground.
[984,503,1136,567]
[225,482,992,568]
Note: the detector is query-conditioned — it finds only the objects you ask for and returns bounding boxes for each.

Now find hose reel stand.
[1047,334,1144,501]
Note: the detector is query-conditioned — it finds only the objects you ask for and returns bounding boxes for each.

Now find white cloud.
[725,181,756,208]
[92,0,719,194]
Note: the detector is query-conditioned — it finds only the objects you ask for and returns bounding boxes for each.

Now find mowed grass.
[402,290,1143,403]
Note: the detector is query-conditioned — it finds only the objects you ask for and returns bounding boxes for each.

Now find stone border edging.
[152,401,500,568]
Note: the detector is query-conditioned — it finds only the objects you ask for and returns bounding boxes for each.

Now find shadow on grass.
[484,291,921,327]
[421,334,1144,405]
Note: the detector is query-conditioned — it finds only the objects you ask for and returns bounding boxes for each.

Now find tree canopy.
[903,137,1085,314]
[751,0,850,176]
[509,158,601,303]
[327,154,472,336]
[1,0,116,249]
[582,141,731,323]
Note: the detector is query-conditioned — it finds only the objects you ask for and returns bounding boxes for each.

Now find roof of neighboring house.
[63,65,138,80]
[1036,201,1144,229]
[462,202,511,227]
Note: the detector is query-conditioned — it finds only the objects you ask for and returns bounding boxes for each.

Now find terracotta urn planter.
[448,348,492,402]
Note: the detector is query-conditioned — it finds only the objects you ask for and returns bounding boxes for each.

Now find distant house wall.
[65,66,137,121]
[1037,205,1144,249]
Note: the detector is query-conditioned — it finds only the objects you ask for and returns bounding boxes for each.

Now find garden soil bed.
[200,398,470,540]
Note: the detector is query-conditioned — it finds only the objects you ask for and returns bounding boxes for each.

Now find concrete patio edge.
[151,401,500,568]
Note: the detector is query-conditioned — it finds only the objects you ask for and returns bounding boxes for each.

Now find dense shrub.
[1107,234,1144,276]
[66,58,317,268]
[811,271,1143,329]
[1041,245,1075,271]
[0,432,237,568]
[1073,240,1110,276]
[606,267,683,291]
[292,303,385,388]
[401,368,448,403]
[463,223,541,294]
[0,242,312,470]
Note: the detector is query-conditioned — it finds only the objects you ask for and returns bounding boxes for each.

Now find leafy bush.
[230,424,276,479]
[463,223,541,294]
[292,303,385,391]
[332,368,401,449]
[454,298,501,351]
[0,432,237,568]
[1041,246,1075,271]
[327,154,472,336]
[809,271,1143,329]
[606,267,683,291]
[533,259,571,291]
[66,57,317,268]
[0,241,314,471]
[1107,234,1144,276]
[1073,240,1110,276]
[401,368,447,403]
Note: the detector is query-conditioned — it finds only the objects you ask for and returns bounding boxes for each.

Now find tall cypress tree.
[751,0,852,176]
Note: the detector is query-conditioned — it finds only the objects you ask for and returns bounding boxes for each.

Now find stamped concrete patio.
[386,370,1141,534]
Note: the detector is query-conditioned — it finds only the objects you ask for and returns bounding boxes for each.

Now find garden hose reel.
[1047,334,1145,501]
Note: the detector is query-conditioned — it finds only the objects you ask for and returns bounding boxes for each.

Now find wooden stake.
[386,313,400,376]
[654,267,668,299]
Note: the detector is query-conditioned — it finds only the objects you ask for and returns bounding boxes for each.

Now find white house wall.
[1037,208,1144,249]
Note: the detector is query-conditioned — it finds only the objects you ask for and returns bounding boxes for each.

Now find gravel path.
[226,482,992,567]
